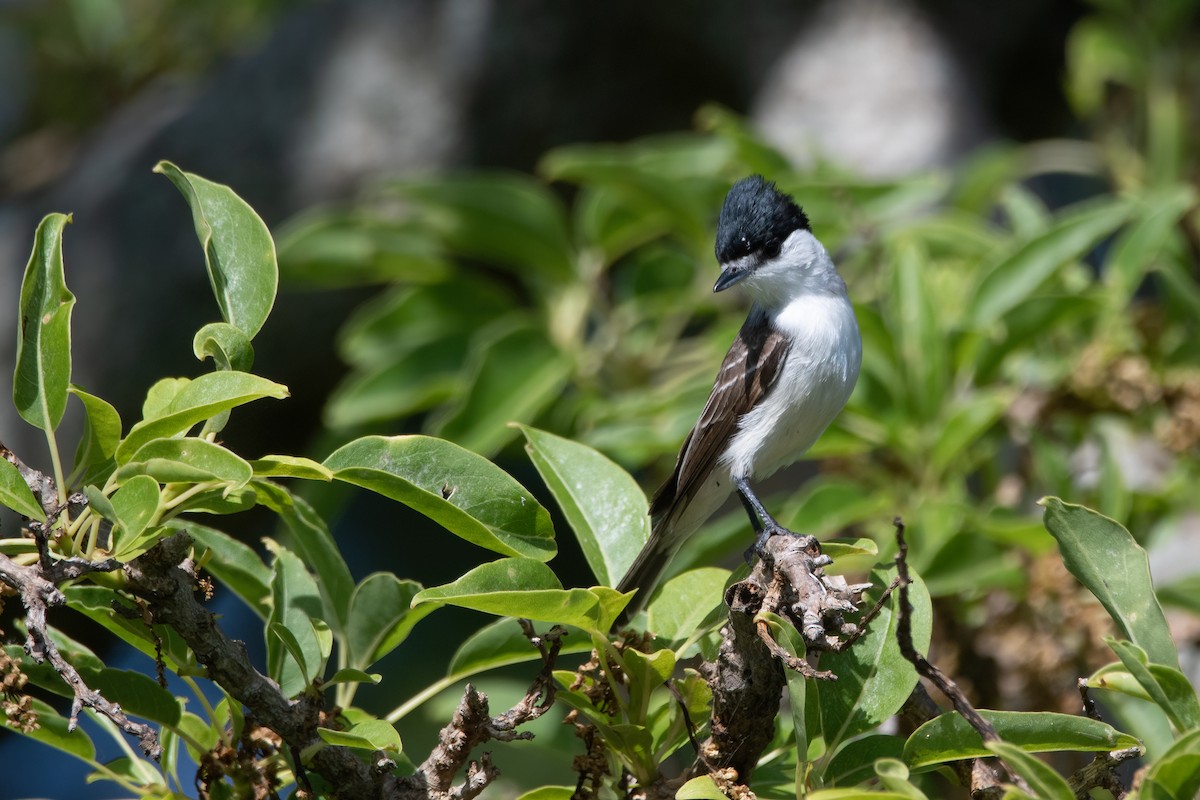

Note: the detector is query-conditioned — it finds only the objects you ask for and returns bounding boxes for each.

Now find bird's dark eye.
[762,239,782,259]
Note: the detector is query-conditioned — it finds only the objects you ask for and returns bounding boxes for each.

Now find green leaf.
[317,720,402,753]
[70,386,122,485]
[903,710,1141,768]
[324,669,382,688]
[1105,186,1196,306]
[817,565,931,756]
[14,213,76,431]
[1040,497,1178,668]
[447,618,591,679]
[888,236,945,421]
[346,573,433,669]
[276,210,450,288]
[155,161,278,338]
[676,775,728,799]
[874,758,929,800]
[179,521,271,618]
[515,788,574,800]
[266,548,325,697]
[1139,728,1200,800]
[518,425,650,586]
[257,484,354,637]
[412,558,603,630]
[248,455,333,481]
[968,196,1132,326]
[397,173,575,282]
[0,453,45,520]
[985,741,1074,800]
[325,435,556,561]
[1104,640,1200,732]
[824,734,906,786]
[192,322,254,372]
[431,320,571,457]
[929,392,1011,474]
[119,437,252,489]
[0,697,95,763]
[325,339,465,427]
[107,475,162,559]
[116,371,289,463]
[644,568,728,645]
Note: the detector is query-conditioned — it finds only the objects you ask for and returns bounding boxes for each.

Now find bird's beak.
[713,254,757,293]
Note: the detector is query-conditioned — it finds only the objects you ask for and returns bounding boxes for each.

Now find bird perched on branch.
[617,175,861,618]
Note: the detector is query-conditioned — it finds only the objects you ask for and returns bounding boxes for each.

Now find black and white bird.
[616,175,862,616]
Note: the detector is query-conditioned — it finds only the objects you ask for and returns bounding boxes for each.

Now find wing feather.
[650,308,790,525]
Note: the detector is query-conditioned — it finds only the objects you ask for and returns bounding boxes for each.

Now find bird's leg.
[733,476,816,562]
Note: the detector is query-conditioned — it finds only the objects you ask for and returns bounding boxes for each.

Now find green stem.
[386,676,458,724]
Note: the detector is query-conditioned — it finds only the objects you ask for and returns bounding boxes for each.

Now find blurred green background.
[2,0,1199,796]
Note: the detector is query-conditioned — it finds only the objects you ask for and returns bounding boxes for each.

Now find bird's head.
[713,176,829,300]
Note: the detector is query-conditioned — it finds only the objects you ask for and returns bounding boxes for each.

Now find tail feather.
[613,521,686,627]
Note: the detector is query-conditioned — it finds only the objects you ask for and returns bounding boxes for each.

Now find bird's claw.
[744,525,820,565]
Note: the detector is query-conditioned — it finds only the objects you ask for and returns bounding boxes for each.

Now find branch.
[122,532,384,796]
[401,622,565,800]
[892,519,1027,799]
[0,549,161,757]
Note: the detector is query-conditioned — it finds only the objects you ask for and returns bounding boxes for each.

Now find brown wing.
[650,307,790,524]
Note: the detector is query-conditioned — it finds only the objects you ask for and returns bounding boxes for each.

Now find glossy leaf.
[1104,639,1200,732]
[155,161,278,337]
[1138,728,1200,800]
[824,734,906,787]
[903,710,1141,768]
[518,424,649,586]
[248,455,333,481]
[346,573,432,669]
[1040,497,1178,668]
[675,776,728,800]
[412,558,603,629]
[116,371,289,463]
[644,567,728,644]
[817,565,931,756]
[324,435,556,561]
[119,437,252,489]
[257,484,354,636]
[192,322,254,372]
[0,697,95,763]
[107,475,162,559]
[431,321,571,457]
[985,741,1074,800]
[69,386,121,485]
[317,720,401,753]
[0,453,45,520]
[324,669,382,688]
[968,196,1131,326]
[266,548,325,697]
[14,213,76,432]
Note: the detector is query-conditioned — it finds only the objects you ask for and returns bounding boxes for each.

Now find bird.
[616,175,862,619]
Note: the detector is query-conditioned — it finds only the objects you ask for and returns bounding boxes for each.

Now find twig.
[893,518,999,742]
[0,549,161,757]
[406,621,566,799]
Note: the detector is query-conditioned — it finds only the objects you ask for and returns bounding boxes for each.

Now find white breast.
[720,290,861,480]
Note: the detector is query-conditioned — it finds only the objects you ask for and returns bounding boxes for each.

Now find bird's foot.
[744,525,824,566]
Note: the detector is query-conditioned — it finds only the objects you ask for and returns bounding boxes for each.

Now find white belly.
[720,291,861,480]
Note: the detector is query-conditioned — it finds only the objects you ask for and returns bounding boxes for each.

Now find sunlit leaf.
[325,435,556,561]
[903,710,1141,768]
[518,424,649,586]
[116,372,289,463]
[1040,497,1178,668]
[14,213,76,432]
[155,161,278,338]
